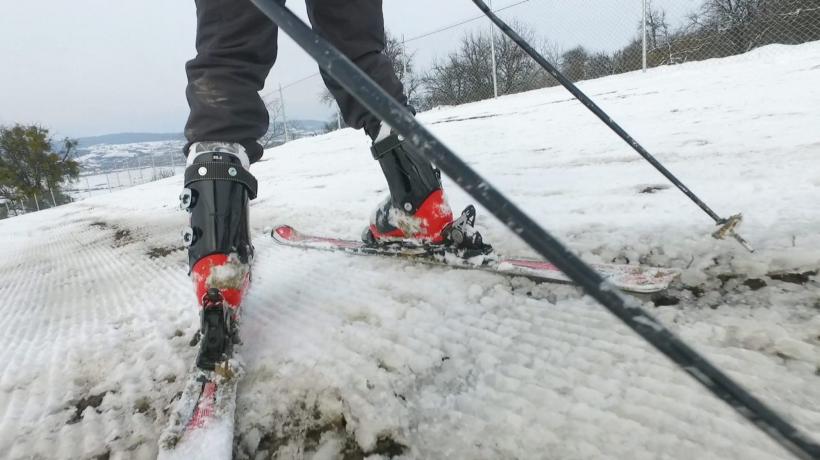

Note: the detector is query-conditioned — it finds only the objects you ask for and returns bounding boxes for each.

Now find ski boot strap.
[184,161,258,200]
[370,133,442,214]
[370,133,404,160]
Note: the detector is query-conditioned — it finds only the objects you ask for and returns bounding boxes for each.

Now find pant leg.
[184,0,281,163]
[305,0,407,139]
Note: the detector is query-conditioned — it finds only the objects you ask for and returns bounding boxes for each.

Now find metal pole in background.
[279,83,290,142]
[489,0,499,97]
[125,160,133,185]
[85,176,92,198]
[337,106,342,130]
[401,34,408,86]
[642,0,648,72]
[33,194,40,211]
[137,156,144,182]
[49,185,57,207]
[105,169,112,192]
[150,151,157,181]
[4,202,9,217]
[169,151,177,176]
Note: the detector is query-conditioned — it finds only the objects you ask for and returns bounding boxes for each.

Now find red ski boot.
[362,128,490,254]
[180,142,257,370]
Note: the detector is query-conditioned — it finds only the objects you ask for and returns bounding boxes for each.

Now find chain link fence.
[1,143,187,219]
[263,0,819,136]
[8,1,814,220]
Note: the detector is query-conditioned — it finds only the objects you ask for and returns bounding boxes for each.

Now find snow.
[1,42,819,459]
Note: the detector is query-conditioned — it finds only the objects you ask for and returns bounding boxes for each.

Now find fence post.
[279,83,290,142]
[126,160,133,185]
[49,185,57,207]
[401,34,408,86]
[85,176,92,198]
[137,156,144,182]
[150,151,156,181]
[169,150,177,176]
[488,0,499,98]
[642,0,648,72]
[33,194,40,211]
[105,169,112,192]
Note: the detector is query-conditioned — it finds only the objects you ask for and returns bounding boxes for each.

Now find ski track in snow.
[1,43,819,459]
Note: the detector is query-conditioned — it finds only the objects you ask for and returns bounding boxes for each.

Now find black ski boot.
[180,142,257,371]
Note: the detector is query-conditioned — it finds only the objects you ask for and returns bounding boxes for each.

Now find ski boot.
[180,142,257,371]
[362,127,492,256]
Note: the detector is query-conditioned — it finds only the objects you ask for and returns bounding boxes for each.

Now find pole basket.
[712,214,754,252]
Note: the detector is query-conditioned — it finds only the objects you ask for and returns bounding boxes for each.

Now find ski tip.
[271,224,295,240]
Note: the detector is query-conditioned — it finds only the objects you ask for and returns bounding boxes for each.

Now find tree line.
[319,0,818,128]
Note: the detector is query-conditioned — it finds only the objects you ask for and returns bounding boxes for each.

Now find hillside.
[0,42,818,459]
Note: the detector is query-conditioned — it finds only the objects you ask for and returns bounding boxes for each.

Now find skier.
[180,0,482,370]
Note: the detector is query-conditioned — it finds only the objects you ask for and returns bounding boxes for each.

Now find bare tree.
[586,52,616,79]
[260,97,284,149]
[318,30,421,115]
[548,0,819,84]
[560,46,589,82]
[423,22,558,108]
[383,32,423,107]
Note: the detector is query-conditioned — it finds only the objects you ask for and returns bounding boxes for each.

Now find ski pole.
[472,0,753,253]
[249,1,816,458]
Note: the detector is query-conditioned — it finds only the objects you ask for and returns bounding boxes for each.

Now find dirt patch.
[88,221,139,248]
[767,270,817,285]
[67,391,108,424]
[369,436,408,458]
[652,294,680,307]
[251,401,407,459]
[684,285,705,298]
[147,246,185,259]
[716,273,742,288]
[639,185,670,194]
[113,229,132,245]
[431,113,500,125]
[743,278,767,291]
[134,397,151,415]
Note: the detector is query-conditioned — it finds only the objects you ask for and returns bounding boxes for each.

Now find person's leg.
[305,0,407,139]
[182,0,277,369]
[306,0,453,243]
[185,0,281,164]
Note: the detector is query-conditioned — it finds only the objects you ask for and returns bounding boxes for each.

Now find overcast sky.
[0,0,697,138]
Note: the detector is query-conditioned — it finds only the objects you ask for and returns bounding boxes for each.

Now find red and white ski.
[158,362,242,459]
[271,225,679,293]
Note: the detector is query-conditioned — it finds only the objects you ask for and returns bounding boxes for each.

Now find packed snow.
[1,42,819,459]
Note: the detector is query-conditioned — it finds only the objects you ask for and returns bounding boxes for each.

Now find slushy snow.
[0,42,819,459]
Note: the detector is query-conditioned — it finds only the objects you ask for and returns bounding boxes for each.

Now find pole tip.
[712,214,755,252]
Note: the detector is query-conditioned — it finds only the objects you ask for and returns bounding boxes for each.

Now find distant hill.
[76,120,327,148]
[76,133,185,148]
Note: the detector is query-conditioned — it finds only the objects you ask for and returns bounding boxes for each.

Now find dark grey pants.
[184,0,407,163]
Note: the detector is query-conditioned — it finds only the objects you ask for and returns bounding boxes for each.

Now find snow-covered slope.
[1,43,819,459]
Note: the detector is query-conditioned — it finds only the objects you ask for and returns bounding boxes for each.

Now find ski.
[271,225,680,293]
[158,361,242,459]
